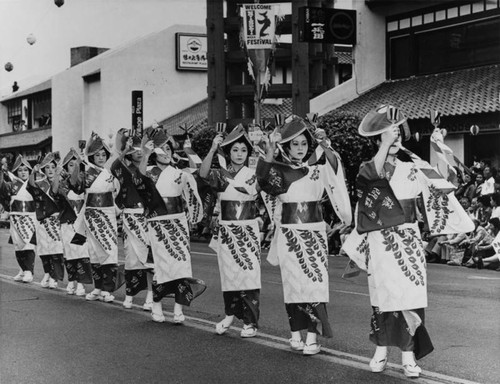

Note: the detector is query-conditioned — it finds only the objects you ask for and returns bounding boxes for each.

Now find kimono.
[57,178,93,284]
[111,159,152,296]
[257,156,351,336]
[72,164,120,292]
[342,159,473,358]
[1,173,37,273]
[27,176,65,281]
[203,166,261,326]
[142,165,206,304]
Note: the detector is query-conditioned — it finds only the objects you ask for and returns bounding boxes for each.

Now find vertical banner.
[132,90,143,137]
[242,4,276,49]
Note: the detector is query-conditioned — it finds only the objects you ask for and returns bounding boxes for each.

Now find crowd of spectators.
[423,159,500,271]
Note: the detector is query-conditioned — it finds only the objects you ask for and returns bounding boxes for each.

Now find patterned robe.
[111,159,151,270]
[81,166,120,265]
[60,189,88,261]
[257,159,351,303]
[28,176,63,257]
[3,175,37,252]
[205,166,261,291]
[343,159,474,311]
[146,165,203,285]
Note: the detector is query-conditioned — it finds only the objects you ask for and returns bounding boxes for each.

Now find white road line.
[467,276,500,280]
[0,274,481,384]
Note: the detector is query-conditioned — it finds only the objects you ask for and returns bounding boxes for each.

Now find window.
[7,100,21,132]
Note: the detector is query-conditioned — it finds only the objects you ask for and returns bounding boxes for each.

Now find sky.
[0,0,207,96]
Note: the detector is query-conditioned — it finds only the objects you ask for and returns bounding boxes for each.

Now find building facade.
[0,24,207,161]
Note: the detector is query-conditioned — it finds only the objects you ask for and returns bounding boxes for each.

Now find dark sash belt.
[163,196,184,215]
[400,198,417,224]
[221,200,256,221]
[86,192,114,208]
[282,201,323,225]
[11,200,35,213]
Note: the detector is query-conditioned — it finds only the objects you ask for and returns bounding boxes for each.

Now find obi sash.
[163,196,183,215]
[282,201,323,225]
[11,200,36,213]
[86,192,114,208]
[400,198,417,224]
[220,200,256,221]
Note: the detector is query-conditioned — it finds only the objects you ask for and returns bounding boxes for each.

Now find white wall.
[51,24,207,156]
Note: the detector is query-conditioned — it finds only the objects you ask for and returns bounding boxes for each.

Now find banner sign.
[242,4,276,49]
[298,7,356,45]
[132,90,143,137]
[176,33,207,71]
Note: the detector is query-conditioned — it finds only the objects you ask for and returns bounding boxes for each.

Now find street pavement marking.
[0,273,481,384]
[467,276,500,280]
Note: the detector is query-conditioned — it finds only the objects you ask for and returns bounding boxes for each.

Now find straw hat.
[358,105,410,141]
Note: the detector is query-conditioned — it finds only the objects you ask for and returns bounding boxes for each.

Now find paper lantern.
[27,34,36,45]
[54,0,64,7]
[470,125,479,136]
[4,62,13,72]
[440,128,447,138]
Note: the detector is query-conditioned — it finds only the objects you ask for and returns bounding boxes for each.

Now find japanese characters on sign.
[176,33,208,71]
[242,4,276,49]
[298,7,356,45]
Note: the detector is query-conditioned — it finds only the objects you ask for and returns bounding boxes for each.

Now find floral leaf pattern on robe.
[381,227,425,286]
[42,215,61,242]
[11,214,36,242]
[425,185,450,234]
[281,227,327,283]
[124,212,148,246]
[219,223,260,271]
[84,208,117,251]
[149,219,189,261]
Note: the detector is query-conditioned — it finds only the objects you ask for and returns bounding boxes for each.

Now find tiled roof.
[158,98,293,135]
[336,64,500,119]
[1,79,51,102]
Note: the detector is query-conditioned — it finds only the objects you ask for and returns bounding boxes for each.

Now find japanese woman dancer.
[28,153,66,289]
[69,133,120,303]
[342,105,474,377]
[0,155,36,283]
[111,131,154,310]
[257,116,352,355]
[199,124,262,338]
[56,148,93,296]
[138,129,205,323]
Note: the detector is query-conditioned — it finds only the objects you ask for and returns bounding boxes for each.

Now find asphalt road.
[1,228,499,384]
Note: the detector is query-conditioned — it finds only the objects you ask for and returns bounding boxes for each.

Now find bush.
[318,110,377,200]
[191,126,217,160]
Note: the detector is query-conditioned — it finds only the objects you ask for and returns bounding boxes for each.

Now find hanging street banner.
[242,4,276,49]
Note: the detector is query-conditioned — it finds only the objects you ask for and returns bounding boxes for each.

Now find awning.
[0,127,52,150]
[336,64,500,119]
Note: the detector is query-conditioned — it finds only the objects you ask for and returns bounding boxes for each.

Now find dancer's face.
[230,143,248,166]
[17,165,30,181]
[287,134,308,162]
[93,149,108,167]
[156,144,172,165]
[66,159,76,174]
[44,162,57,181]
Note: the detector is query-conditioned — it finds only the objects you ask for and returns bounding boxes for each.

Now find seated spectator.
[476,195,492,228]
[490,193,500,220]
[481,166,497,196]
[458,219,489,265]
[473,172,485,198]
[425,235,448,263]
[467,217,500,269]
[440,232,468,265]
[455,173,476,202]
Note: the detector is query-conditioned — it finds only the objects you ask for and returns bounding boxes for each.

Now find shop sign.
[176,33,207,71]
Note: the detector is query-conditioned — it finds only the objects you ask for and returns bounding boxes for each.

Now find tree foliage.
[318,110,377,199]
[191,126,217,160]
